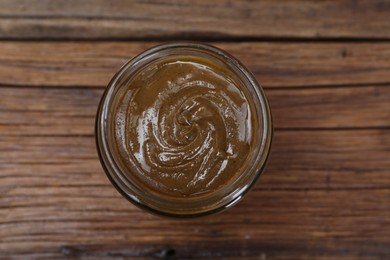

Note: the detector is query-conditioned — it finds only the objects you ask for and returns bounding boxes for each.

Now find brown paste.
[114,55,256,197]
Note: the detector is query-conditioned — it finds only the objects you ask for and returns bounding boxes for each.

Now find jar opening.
[96,43,272,218]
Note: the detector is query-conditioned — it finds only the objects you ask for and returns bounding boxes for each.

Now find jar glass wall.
[96,42,272,218]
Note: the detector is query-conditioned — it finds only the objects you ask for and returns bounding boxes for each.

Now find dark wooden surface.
[0,0,390,39]
[1,1,389,259]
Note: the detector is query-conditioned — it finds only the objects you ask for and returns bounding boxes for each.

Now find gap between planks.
[1,37,390,43]
[1,127,390,138]
[1,82,390,90]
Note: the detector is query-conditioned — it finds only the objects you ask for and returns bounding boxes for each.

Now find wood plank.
[268,86,390,129]
[1,86,389,137]
[0,0,389,39]
[1,129,389,191]
[0,87,100,136]
[1,184,389,258]
[0,42,389,87]
[1,99,389,258]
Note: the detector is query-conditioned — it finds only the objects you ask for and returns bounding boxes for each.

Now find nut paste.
[114,55,258,197]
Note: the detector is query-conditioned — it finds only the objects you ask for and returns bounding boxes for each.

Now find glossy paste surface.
[114,55,257,197]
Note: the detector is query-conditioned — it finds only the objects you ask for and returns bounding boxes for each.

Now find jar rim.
[95,42,273,218]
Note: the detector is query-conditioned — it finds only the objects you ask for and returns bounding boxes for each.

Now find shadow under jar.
[96,42,272,218]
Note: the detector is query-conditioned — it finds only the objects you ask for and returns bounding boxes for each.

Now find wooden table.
[1,1,389,259]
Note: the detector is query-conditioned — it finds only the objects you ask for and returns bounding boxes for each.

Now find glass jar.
[95,42,272,218]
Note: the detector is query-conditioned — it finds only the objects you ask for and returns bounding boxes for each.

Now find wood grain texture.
[1,84,389,257]
[1,1,390,256]
[1,135,390,258]
[0,134,386,260]
[1,187,389,258]
[0,0,389,39]
[1,128,389,192]
[0,85,389,137]
[0,42,389,88]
